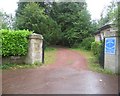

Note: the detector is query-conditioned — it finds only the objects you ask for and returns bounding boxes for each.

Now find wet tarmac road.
[2,48,118,94]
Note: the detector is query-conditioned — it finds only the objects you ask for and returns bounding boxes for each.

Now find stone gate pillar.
[104,30,120,73]
[25,33,43,64]
[118,37,120,73]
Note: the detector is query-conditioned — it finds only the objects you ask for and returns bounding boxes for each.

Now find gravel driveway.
[2,48,118,94]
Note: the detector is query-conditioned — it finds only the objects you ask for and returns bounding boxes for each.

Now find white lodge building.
[94,24,117,42]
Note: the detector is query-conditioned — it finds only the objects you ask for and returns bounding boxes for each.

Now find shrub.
[1,29,32,56]
[0,31,2,56]
[80,37,94,50]
[91,41,102,57]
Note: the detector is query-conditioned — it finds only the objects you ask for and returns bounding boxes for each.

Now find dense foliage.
[118,2,120,36]
[0,30,1,56]
[48,2,94,47]
[80,37,94,50]
[91,41,104,67]
[91,41,102,58]
[15,1,97,47]
[100,1,119,36]
[1,29,32,56]
[15,2,61,46]
[98,1,118,27]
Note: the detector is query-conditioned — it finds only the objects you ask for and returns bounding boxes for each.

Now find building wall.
[95,27,116,42]
[95,34,100,42]
[104,28,116,37]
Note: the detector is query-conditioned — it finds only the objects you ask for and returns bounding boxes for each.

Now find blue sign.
[105,37,116,54]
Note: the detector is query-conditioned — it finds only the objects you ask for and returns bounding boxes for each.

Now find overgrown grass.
[44,47,57,65]
[1,47,57,70]
[0,63,42,70]
[72,48,115,75]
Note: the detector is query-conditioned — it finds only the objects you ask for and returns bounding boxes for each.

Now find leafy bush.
[91,41,102,57]
[0,31,2,56]
[80,37,94,50]
[1,29,32,56]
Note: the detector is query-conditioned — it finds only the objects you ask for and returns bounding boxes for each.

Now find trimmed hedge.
[0,31,2,56]
[80,37,94,50]
[1,29,32,56]
[91,41,102,58]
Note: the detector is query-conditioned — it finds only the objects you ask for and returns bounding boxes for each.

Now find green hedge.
[1,29,32,56]
[91,41,102,58]
[0,31,2,56]
[80,37,94,50]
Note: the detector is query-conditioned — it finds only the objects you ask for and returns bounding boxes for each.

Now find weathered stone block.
[25,33,43,64]
[2,56,26,64]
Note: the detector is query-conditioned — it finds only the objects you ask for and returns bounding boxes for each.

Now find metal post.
[42,40,44,64]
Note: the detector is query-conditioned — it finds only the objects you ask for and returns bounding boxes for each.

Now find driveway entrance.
[2,48,118,94]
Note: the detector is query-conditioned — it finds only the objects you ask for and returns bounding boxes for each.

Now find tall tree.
[118,2,120,36]
[15,1,97,47]
[15,2,61,45]
[0,11,14,29]
[48,2,92,46]
[98,1,117,27]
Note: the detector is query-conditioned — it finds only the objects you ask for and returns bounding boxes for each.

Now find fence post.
[42,40,44,64]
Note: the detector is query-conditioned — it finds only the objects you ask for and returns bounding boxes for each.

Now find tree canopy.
[98,1,118,27]
[0,11,14,29]
[15,1,98,47]
[15,2,61,45]
[49,2,91,46]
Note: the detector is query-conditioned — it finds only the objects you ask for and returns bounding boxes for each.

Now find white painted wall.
[95,34,100,42]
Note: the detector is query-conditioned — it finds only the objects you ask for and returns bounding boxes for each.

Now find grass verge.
[1,47,57,70]
[72,48,115,75]
[0,63,42,70]
[44,47,57,65]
